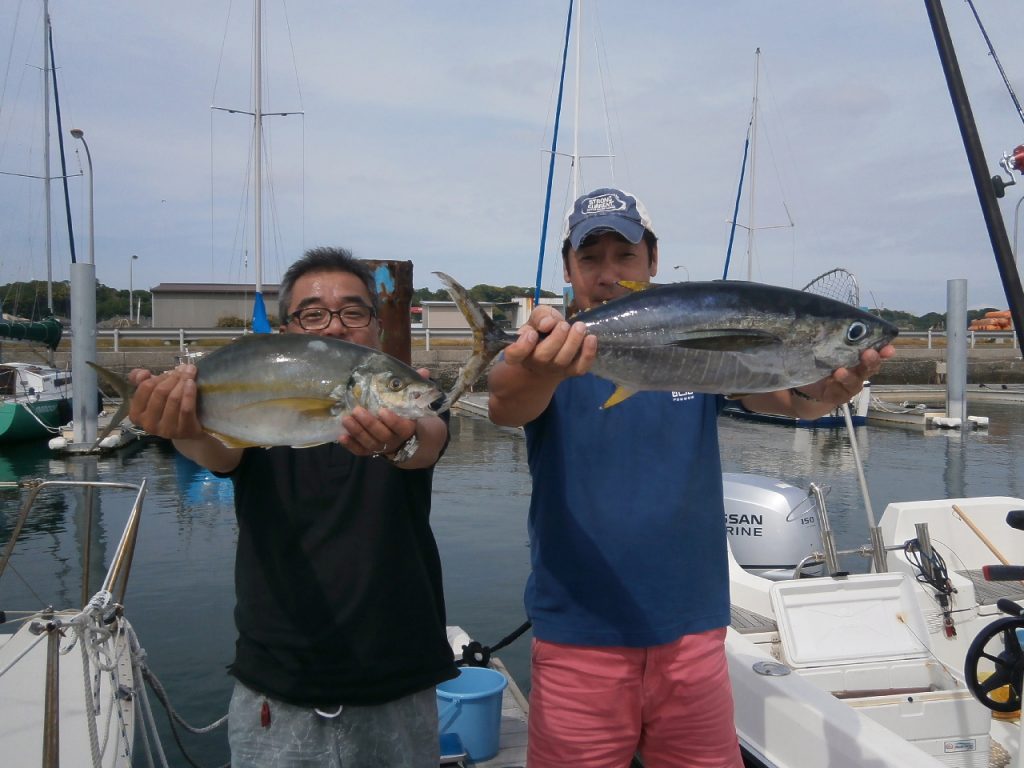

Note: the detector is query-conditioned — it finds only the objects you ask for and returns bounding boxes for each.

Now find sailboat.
[0,2,74,445]
[0,357,72,443]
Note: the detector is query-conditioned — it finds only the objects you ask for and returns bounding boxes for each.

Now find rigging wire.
[591,2,618,185]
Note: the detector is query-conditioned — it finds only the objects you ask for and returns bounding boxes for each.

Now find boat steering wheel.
[964,615,1024,713]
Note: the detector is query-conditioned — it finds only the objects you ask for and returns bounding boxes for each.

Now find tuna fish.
[436,273,898,408]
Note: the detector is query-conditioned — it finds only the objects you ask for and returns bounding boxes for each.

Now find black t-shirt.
[225,432,457,707]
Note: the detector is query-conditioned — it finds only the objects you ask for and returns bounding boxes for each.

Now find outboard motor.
[723,473,823,581]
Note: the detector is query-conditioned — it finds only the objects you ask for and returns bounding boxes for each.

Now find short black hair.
[278,247,379,322]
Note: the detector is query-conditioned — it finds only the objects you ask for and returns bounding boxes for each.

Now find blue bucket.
[436,666,508,762]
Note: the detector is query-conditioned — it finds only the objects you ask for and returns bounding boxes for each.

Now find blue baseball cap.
[562,187,655,250]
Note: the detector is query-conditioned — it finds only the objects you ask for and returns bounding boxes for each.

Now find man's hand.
[501,306,597,381]
[128,365,204,440]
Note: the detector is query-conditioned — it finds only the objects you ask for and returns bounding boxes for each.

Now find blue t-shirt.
[523,374,729,647]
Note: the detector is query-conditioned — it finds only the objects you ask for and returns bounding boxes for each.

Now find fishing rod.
[964,0,1024,127]
[923,0,1024,350]
[963,0,1024,197]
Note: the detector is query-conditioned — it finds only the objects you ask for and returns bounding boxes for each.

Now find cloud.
[1,1,1022,316]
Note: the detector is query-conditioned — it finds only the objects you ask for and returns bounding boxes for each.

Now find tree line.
[0,279,152,322]
[0,278,1007,330]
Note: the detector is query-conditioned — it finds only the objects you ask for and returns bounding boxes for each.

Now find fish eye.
[846,321,869,343]
[387,376,404,392]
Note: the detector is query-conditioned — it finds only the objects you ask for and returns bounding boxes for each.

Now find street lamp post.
[69,128,98,447]
[69,129,93,265]
[130,254,138,324]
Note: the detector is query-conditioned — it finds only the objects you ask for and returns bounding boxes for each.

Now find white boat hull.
[726,477,1024,767]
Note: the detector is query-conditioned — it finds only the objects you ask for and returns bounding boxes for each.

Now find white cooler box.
[770,573,992,767]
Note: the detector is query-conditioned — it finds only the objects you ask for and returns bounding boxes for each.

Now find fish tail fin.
[433,271,516,410]
[87,361,135,445]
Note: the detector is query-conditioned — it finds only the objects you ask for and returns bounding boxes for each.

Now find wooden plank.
[730,604,777,634]
[958,569,1024,605]
[469,657,529,768]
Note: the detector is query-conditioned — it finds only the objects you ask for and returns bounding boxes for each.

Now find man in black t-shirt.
[129,247,456,767]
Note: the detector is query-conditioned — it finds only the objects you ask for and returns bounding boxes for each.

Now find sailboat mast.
[746,48,760,282]
[253,0,263,296]
[571,0,583,200]
[43,0,53,313]
[532,0,574,303]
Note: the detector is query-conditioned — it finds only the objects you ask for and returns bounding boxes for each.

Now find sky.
[2,1,1024,316]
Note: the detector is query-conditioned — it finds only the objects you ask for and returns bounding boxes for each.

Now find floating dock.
[47,409,143,455]
[866,384,1024,429]
[452,393,489,419]
[475,657,529,768]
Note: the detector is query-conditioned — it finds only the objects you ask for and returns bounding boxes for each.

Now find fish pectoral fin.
[668,329,782,352]
[601,386,638,409]
[206,429,261,449]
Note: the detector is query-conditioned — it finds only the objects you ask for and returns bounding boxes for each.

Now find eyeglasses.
[289,305,375,331]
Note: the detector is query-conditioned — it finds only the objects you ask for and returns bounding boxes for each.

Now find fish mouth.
[873,325,899,351]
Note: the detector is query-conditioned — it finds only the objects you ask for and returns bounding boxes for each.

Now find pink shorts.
[528,627,742,768]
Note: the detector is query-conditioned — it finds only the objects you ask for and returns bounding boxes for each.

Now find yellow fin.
[601,386,637,409]
[617,280,651,292]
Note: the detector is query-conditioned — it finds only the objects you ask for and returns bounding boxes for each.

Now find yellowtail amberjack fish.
[88,274,509,449]
[437,272,898,409]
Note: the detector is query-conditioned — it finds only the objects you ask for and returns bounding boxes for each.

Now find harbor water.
[2,403,1024,767]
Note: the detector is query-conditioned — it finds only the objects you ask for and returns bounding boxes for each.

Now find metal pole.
[130,254,138,324]
[946,279,968,425]
[43,0,53,314]
[34,615,60,768]
[69,129,98,446]
[924,0,1024,350]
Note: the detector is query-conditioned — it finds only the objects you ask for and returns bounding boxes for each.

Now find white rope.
[16,398,64,433]
[127,623,173,768]
[78,625,104,768]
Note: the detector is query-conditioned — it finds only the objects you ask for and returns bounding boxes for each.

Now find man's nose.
[319,313,350,337]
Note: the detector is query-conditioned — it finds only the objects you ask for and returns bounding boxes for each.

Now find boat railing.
[802,482,938,580]
[0,478,148,607]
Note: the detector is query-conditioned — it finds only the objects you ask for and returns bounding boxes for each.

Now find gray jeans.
[228,681,440,768]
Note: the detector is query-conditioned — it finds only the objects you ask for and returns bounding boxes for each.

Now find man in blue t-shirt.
[488,187,895,768]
